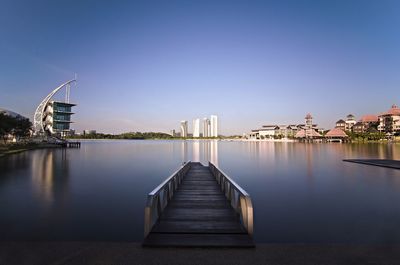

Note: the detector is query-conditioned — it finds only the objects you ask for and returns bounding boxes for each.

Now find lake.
[1,140,400,243]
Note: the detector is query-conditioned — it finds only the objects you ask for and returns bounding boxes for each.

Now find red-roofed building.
[378,104,400,134]
[294,129,322,138]
[361,114,378,123]
[325,128,348,142]
[351,114,379,133]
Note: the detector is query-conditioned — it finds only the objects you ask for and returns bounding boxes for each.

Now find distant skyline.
[1,0,399,134]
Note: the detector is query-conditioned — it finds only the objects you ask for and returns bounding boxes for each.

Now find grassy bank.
[0,142,59,158]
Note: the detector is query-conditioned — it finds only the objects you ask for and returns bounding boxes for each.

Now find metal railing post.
[208,162,254,238]
[144,161,192,238]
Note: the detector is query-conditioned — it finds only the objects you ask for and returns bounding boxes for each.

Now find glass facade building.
[46,101,76,136]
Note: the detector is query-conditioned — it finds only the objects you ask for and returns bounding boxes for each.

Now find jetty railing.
[144,161,191,237]
[209,162,254,237]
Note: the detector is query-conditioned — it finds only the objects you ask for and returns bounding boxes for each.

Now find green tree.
[0,113,14,144]
[0,113,32,143]
[13,117,32,140]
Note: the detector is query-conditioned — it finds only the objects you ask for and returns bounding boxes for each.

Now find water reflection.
[192,141,200,162]
[189,140,218,166]
[1,141,400,243]
[181,141,188,163]
[31,149,69,207]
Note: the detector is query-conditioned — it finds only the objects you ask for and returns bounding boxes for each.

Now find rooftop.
[361,115,378,123]
[380,104,400,116]
[336,119,345,124]
[326,128,348,138]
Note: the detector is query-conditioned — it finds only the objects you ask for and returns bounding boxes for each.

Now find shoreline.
[1,138,399,159]
[70,138,399,143]
[0,143,62,158]
[1,241,399,265]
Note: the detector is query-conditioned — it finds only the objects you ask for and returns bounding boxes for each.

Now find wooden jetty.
[66,141,81,148]
[143,162,254,248]
[56,141,81,148]
[343,159,400,170]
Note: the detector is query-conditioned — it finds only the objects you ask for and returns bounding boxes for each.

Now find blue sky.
[1,0,399,134]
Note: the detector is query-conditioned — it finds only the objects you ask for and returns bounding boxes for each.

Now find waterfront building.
[295,114,322,140]
[42,101,76,137]
[325,128,348,142]
[34,79,77,137]
[378,104,400,134]
[353,115,379,133]
[210,115,218,137]
[180,121,188,137]
[352,121,364,134]
[345,114,357,131]
[249,123,319,140]
[304,113,318,138]
[203,118,210,137]
[262,125,277,137]
[253,125,277,139]
[335,119,346,131]
[362,115,379,131]
[361,115,379,124]
[193,119,200,137]
[170,129,176,137]
[83,130,96,135]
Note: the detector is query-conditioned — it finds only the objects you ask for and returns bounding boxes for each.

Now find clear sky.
[1,0,399,135]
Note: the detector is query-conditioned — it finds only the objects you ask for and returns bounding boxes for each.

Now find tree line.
[68,131,175,140]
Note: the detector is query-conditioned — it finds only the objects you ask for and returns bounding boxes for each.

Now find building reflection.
[181,140,188,163]
[189,140,219,166]
[340,142,400,160]
[192,140,200,162]
[210,140,218,166]
[31,149,69,206]
[305,143,314,182]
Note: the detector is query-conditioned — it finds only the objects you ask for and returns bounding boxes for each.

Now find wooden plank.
[143,233,254,247]
[152,220,246,234]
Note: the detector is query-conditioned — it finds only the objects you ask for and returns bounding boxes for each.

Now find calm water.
[1,140,400,243]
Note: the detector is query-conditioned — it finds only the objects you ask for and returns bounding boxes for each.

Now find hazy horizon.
[1,0,399,135]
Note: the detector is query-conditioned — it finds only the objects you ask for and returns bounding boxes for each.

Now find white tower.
[193,119,200,137]
[180,120,188,137]
[203,118,210,137]
[210,115,218,137]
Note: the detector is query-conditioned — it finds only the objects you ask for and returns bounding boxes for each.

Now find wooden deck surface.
[143,162,254,247]
[343,159,400,170]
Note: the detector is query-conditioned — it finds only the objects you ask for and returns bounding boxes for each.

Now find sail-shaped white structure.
[33,79,77,136]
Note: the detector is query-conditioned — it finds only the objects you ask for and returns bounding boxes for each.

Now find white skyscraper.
[180,120,188,137]
[193,118,200,137]
[203,118,210,137]
[210,115,218,137]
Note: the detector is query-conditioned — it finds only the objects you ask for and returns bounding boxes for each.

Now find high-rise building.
[180,120,188,137]
[203,118,210,137]
[210,115,218,137]
[193,118,200,137]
